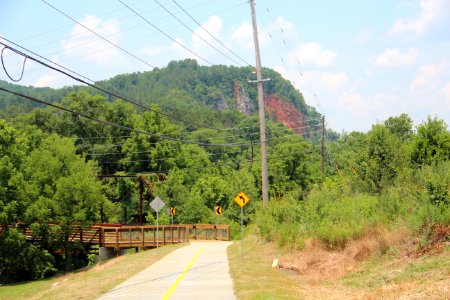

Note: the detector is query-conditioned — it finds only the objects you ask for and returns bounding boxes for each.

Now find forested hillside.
[0,59,321,134]
[0,60,448,283]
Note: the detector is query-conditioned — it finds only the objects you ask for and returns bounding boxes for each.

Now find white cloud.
[337,92,401,126]
[231,21,254,49]
[320,72,348,89]
[230,20,270,50]
[443,82,450,100]
[338,92,372,117]
[191,16,224,61]
[390,0,450,37]
[300,71,348,91]
[32,74,59,88]
[140,46,166,57]
[170,38,185,51]
[61,15,124,66]
[354,29,373,45]
[410,60,447,90]
[268,17,297,39]
[375,48,419,67]
[273,66,347,94]
[192,16,222,44]
[289,42,336,67]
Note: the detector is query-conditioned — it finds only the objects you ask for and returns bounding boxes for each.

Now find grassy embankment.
[228,233,449,299]
[228,161,449,298]
[1,231,447,299]
[0,244,185,300]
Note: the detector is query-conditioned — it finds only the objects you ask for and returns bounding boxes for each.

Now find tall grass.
[252,162,449,249]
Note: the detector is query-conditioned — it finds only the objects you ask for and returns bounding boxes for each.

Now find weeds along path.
[228,227,449,299]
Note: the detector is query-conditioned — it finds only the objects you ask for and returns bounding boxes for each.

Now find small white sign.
[150,196,165,213]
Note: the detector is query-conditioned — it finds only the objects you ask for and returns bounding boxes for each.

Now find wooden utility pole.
[139,179,143,225]
[250,0,269,205]
[321,116,325,174]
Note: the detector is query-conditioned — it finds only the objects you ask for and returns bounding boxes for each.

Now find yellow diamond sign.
[215,206,223,215]
[234,191,250,207]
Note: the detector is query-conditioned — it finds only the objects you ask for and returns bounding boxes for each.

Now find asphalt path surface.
[98,241,236,300]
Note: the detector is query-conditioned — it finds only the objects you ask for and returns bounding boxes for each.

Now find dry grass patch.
[228,227,449,299]
[0,244,185,300]
[279,227,410,282]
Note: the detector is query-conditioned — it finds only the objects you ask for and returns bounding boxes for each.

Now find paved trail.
[98,241,236,300]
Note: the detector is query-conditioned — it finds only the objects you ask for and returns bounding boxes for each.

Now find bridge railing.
[187,224,230,241]
[98,225,189,249]
[1,223,230,249]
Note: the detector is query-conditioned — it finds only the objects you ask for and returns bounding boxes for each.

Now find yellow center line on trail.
[161,245,207,300]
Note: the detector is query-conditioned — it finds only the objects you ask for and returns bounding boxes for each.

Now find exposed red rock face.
[264,94,307,135]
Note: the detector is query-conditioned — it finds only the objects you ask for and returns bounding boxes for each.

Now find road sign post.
[240,206,243,257]
[150,197,165,249]
[170,207,176,225]
[215,206,223,225]
[234,192,250,257]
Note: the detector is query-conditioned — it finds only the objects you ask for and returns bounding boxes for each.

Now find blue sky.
[1,0,449,132]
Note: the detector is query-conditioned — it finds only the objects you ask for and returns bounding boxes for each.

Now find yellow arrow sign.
[215,206,223,215]
[234,191,250,207]
[170,207,176,216]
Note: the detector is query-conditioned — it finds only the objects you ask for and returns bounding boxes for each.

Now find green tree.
[412,117,450,166]
[0,120,29,226]
[0,228,56,281]
[357,124,406,192]
[267,137,321,197]
[384,113,414,141]
[22,135,107,272]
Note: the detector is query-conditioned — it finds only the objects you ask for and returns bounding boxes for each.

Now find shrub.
[0,228,56,282]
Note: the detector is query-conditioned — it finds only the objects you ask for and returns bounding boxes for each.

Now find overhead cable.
[154,0,244,67]
[0,39,221,130]
[1,47,28,82]
[40,0,155,69]
[118,0,214,66]
[172,0,252,67]
[0,86,249,148]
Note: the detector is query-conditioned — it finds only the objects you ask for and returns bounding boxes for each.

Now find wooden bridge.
[2,223,230,251]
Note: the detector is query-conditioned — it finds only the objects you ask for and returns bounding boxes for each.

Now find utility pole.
[321,116,325,174]
[139,179,143,225]
[250,0,269,205]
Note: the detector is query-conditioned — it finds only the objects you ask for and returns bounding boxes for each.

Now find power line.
[40,0,155,69]
[255,6,299,98]
[1,42,322,144]
[261,1,324,114]
[154,0,244,67]
[172,0,252,67]
[80,124,318,157]
[118,0,214,66]
[88,149,242,157]
[1,47,27,82]
[10,0,149,45]
[3,0,239,66]
[0,39,221,130]
[0,86,250,148]
[74,122,319,152]
[0,85,159,136]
